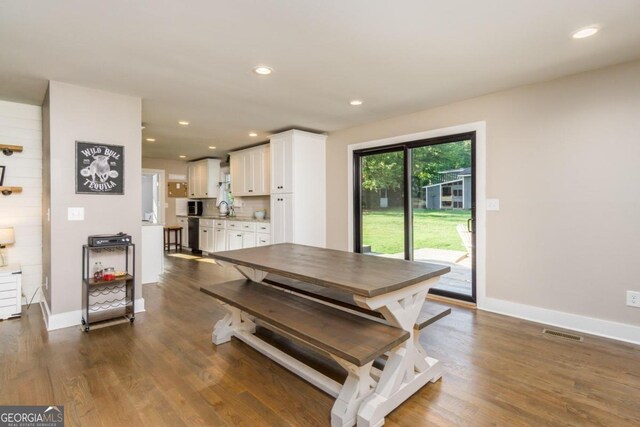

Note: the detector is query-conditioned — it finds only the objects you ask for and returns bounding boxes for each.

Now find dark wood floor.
[1,255,639,426]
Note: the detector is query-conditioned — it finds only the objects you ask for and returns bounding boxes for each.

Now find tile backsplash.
[202,195,270,218]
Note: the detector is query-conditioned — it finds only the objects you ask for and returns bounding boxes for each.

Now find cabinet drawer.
[227,221,244,229]
[0,275,16,285]
[199,219,215,227]
[0,281,16,292]
[0,297,17,308]
[240,222,256,232]
[214,220,226,228]
[256,233,271,247]
[0,289,17,300]
[256,223,270,233]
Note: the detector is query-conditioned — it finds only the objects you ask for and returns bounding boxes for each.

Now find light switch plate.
[486,199,500,211]
[68,207,85,221]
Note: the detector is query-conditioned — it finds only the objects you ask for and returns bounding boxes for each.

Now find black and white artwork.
[76,142,125,195]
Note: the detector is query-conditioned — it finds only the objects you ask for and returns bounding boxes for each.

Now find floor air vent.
[542,328,584,342]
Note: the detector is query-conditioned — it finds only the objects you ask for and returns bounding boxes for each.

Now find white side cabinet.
[229,145,270,196]
[269,130,326,246]
[177,216,189,248]
[188,159,221,198]
[0,265,21,320]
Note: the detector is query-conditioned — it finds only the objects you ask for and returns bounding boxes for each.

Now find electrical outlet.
[627,291,640,308]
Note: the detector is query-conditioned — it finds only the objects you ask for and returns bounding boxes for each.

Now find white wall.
[326,59,640,343]
[0,100,42,305]
[42,81,142,329]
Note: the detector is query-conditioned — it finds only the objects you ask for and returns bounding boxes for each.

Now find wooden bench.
[201,279,409,367]
[263,274,451,331]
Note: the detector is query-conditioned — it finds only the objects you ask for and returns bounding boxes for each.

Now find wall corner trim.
[479,297,640,345]
[43,298,145,332]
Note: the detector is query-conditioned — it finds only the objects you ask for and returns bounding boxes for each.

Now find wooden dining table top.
[211,243,450,297]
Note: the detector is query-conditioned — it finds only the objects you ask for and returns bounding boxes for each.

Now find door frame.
[347,122,486,306]
[142,168,166,225]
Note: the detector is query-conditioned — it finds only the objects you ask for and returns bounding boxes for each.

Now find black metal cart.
[81,242,135,332]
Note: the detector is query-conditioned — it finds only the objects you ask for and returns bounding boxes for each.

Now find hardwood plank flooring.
[1,254,639,426]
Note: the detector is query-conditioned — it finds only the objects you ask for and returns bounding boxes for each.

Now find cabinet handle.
[237,234,242,237]
[203,230,207,232]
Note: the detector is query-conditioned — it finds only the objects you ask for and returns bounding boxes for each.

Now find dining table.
[205,243,451,427]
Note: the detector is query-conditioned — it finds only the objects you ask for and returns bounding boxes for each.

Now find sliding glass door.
[354,133,476,302]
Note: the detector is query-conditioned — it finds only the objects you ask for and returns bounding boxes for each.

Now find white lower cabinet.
[271,193,294,244]
[256,233,271,247]
[214,228,226,252]
[177,216,189,248]
[199,226,214,253]
[226,230,256,250]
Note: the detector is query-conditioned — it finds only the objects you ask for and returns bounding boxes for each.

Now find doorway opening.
[353,132,476,302]
[142,169,165,225]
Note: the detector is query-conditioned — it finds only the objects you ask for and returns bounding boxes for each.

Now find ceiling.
[1,1,639,161]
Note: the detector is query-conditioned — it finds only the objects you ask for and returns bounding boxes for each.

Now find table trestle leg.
[353,278,442,427]
[235,265,268,282]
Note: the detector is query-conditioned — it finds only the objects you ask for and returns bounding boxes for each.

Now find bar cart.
[81,241,135,332]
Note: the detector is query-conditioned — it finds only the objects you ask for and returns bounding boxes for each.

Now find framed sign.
[76,142,125,195]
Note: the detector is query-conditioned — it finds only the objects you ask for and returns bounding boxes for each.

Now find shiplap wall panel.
[0,100,42,305]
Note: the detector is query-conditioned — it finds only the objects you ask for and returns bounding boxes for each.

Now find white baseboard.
[479,297,640,345]
[42,298,145,332]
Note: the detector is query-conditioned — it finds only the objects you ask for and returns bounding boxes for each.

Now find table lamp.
[0,227,15,267]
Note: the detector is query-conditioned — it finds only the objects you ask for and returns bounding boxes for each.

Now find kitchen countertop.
[177,215,270,223]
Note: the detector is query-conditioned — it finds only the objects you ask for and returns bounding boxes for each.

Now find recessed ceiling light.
[249,132,258,137]
[178,120,190,126]
[208,146,216,149]
[572,26,599,39]
[350,100,363,106]
[253,66,273,75]
[146,138,156,142]
[179,155,186,158]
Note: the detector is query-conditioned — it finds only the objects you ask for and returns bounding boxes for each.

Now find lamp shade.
[0,227,15,245]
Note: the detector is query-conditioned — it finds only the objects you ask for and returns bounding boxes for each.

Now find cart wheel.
[81,318,86,326]
[130,317,135,323]
[84,326,89,332]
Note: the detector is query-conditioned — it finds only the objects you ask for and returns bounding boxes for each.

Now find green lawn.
[362,209,470,254]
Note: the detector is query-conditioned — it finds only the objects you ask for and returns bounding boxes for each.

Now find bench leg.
[212,303,255,345]
[331,358,375,427]
[235,265,267,282]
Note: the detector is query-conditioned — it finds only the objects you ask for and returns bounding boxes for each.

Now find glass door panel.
[410,139,474,299]
[358,150,406,258]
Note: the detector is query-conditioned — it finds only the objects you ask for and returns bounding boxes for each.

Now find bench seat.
[201,279,409,367]
[263,274,451,330]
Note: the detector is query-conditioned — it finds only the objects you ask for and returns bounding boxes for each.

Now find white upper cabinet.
[270,136,293,194]
[229,144,270,196]
[187,159,221,198]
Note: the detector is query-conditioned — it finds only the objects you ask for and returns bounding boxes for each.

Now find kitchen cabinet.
[271,193,294,244]
[188,159,221,198]
[256,233,271,247]
[177,216,190,248]
[229,145,270,196]
[199,219,215,253]
[214,227,226,252]
[270,136,293,193]
[226,230,256,250]
[269,130,326,246]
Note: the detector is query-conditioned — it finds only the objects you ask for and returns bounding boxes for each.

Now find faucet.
[218,201,229,216]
